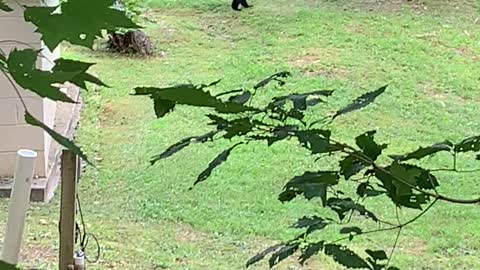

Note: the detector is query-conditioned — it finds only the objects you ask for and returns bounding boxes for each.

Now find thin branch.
[430,168,480,174]
[387,228,402,267]
[329,199,438,245]
[395,206,402,225]
[453,152,457,171]
[329,138,480,205]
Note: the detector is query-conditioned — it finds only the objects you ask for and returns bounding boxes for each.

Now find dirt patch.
[401,239,429,255]
[100,100,139,126]
[345,22,366,35]
[289,49,348,79]
[317,0,478,16]
[418,82,467,104]
[290,53,322,67]
[199,14,253,44]
[175,224,207,243]
[454,47,479,62]
[20,243,56,268]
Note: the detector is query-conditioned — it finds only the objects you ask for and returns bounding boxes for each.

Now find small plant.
[136,73,480,269]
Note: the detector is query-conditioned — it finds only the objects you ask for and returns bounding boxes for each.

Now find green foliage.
[278,171,339,206]
[0,0,135,181]
[192,142,243,187]
[0,0,12,12]
[7,49,105,102]
[0,261,18,270]
[140,74,480,269]
[24,0,139,50]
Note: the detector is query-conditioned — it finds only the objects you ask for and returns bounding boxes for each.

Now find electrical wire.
[76,194,101,263]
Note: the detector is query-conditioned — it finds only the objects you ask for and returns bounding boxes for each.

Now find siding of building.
[0,0,59,177]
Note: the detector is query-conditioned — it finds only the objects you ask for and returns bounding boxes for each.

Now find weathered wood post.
[59,150,78,270]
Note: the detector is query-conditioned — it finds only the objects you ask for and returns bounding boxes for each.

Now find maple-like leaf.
[7,49,76,102]
[53,58,107,90]
[24,0,139,51]
[7,49,105,102]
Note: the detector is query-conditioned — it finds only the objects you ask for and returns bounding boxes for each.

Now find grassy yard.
[1,0,480,269]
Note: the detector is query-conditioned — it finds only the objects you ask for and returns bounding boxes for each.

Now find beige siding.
[0,0,60,177]
[0,151,46,177]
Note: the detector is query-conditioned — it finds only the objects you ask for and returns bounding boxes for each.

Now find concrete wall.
[0,0,60,177]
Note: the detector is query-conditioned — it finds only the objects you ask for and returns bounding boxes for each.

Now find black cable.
[76,194,101,263]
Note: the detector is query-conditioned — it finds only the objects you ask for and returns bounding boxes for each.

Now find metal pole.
[1,149,37,265]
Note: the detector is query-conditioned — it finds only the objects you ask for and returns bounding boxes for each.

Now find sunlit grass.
[1,0,479,269]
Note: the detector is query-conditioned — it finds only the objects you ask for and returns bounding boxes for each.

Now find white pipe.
[1,149,37,265]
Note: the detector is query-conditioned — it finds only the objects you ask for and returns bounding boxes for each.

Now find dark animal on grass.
[232,0,252,11]
[107,29,154,56]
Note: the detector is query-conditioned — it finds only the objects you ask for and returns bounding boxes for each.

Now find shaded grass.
[1,0,479,269]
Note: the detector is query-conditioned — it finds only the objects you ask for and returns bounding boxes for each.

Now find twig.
[387,228,402,267]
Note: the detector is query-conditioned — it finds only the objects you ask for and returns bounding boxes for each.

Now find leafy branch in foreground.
[0,0,138,169]
[139,73,480,269]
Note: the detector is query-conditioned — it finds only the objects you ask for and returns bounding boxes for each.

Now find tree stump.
[107,29,154,56]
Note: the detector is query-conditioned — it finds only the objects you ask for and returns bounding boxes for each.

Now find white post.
[1,149,38,265]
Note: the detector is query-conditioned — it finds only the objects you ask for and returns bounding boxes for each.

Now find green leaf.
[150,131,218,165]
[254,71,291,90]
[215,88,244,98]
[25,112,91,165]
[228,91,252,105]
[268,242,300,268]
[0,0,12,12]
[24,0,139,50]
[374,164,435,209]
[340,226,363,235]
[7,49,77,102]
[294,129,337,154]
[192,143,242,187]
[292,216,329,235]
[390,163,438,195]
[365,249,388,261]
[270,90,334,111]
[250,125,297,146]
[323,244,371,269]
[153,99,176,118]
[355,130,387,161]
[224,118,254,139]
[246,243,284,268]
[357,182,384,198]
[340,155,366,180]
[390,141,453,161]
[454,135,480,153]
[333,85,387,119]
[389,163,418,196]
[134,83,256,117]
[52,58,108,90]
[279,171,339,205]
[327,198,378,222]
[207,115,254,139]
[299,242,324,265]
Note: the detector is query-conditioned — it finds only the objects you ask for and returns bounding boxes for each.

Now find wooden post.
[59,150,78,270]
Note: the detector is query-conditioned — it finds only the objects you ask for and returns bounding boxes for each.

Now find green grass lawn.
[1,0,480,269]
